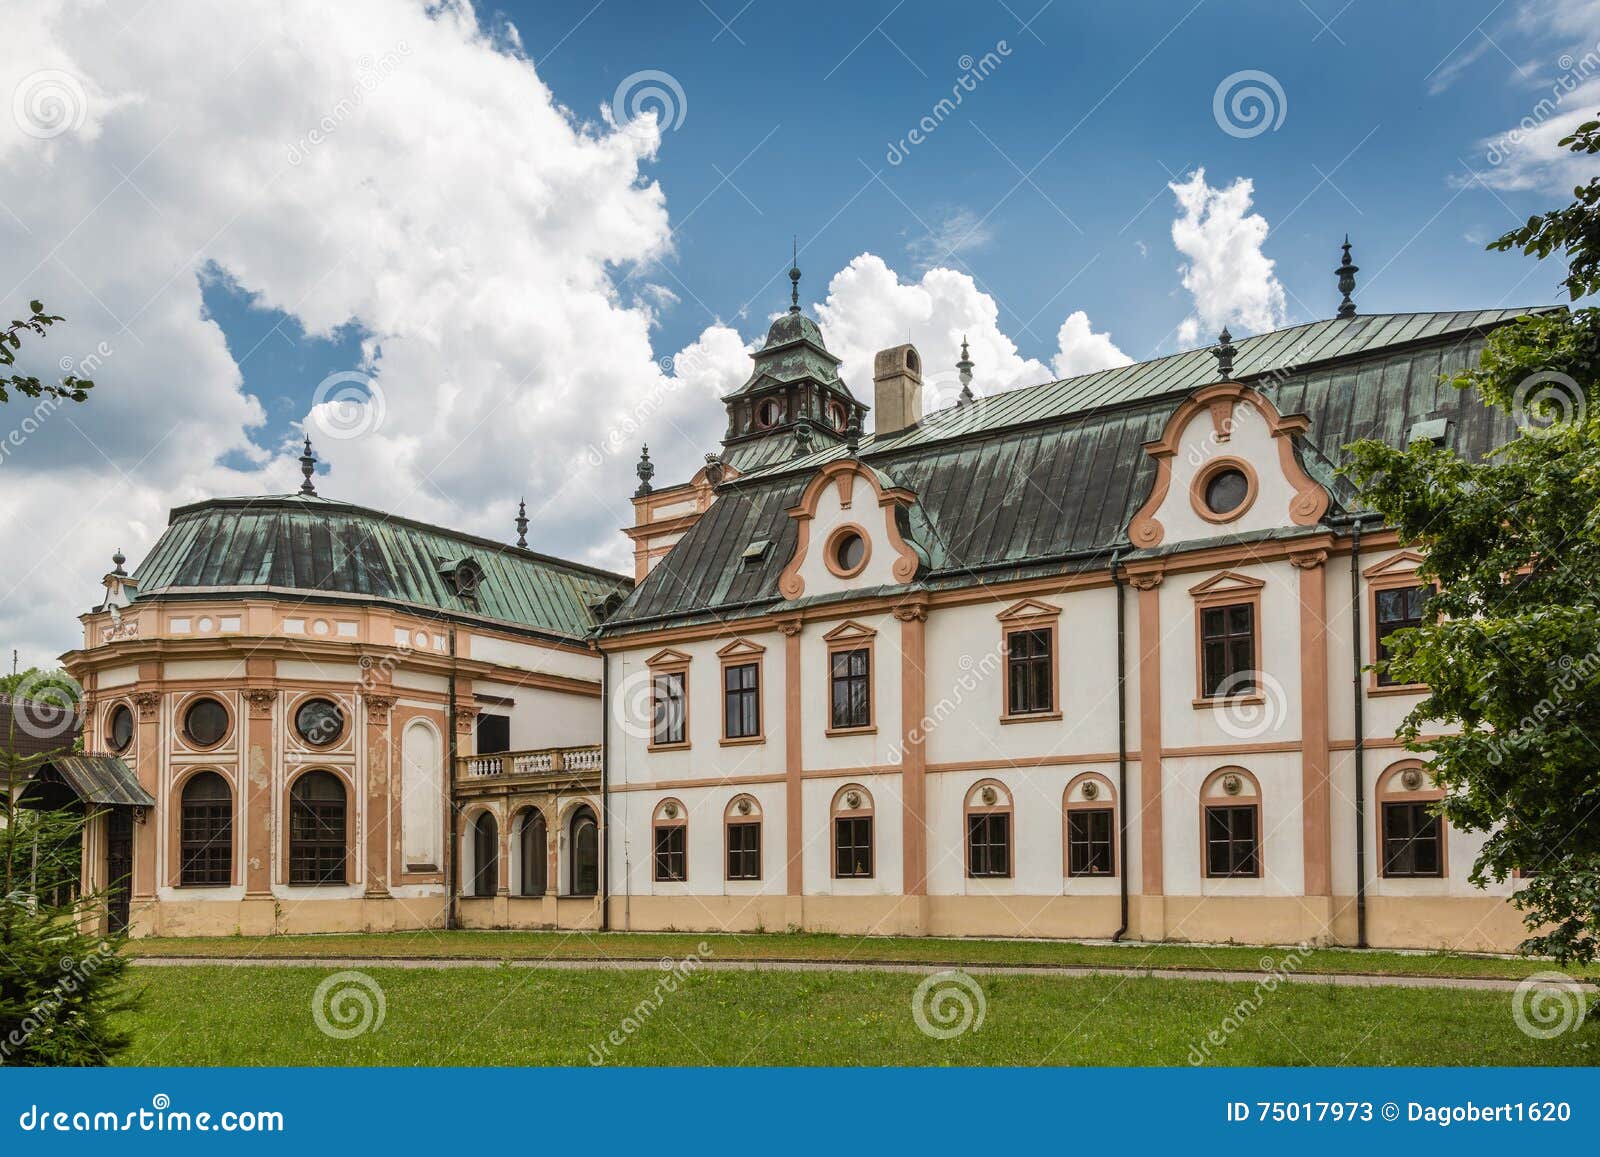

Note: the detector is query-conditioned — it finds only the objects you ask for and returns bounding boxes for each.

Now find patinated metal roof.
[132,495,631,643]
[28,755,155,808]
[602,309,1550,635]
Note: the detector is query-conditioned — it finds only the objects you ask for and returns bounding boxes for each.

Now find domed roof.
[762,308,828,352]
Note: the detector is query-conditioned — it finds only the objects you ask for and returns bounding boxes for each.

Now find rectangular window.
[651,671,686,746]
[1382,801,1443,878]
[1067,808,1115,877]
[834,816,873,878]
[726,822,761,880]
[723,662,761,739]
[653,824,686,882]
[830,647,871,730]
[966,813,1011,878]
[1375,585,1429,686]
[1204,805,1260,877]
[1200,602,1256,697]
[475,712,510,754]
[1006,628,1053,715]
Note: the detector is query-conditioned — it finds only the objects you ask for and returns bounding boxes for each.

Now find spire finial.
[1212,327,1236,379]
[111,548,127,577]
[788,236,801,313]
[299,435,317,496]
[1335,235,1358,320]
[634,444,655,498]
[956,334,975,404]
[792,421,814,458]
[515,498,528,548]
[843,409,862,455]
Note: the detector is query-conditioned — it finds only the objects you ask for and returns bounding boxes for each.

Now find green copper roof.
[603,308,1552,634]
[132,495,631,643]
[725,309,850,399]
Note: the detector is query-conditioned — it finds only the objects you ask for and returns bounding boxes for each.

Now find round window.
[183,697,229,747]
[1203,467,1250,516]
[756,398,783,429]
[107,703,133,752]
[826,401,847,433]
[832,530,866,574]
[295,697,345,747]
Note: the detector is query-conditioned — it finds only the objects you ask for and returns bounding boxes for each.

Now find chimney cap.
[873,344,922,381]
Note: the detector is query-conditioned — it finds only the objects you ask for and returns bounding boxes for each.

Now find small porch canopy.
[17,754,155,812]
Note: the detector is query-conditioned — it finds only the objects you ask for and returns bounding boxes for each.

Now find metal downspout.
[1111,547,1130,942]
[1350,520,1368,948]
[445,627,459,931]
[600,648,610,932]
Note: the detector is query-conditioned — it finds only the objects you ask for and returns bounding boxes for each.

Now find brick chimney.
[872,344,923,436]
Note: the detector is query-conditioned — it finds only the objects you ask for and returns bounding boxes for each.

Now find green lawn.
[116,964,1597,1066]
[126,927,1575,981]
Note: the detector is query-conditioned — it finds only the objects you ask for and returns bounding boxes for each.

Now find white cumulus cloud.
[1169,167,1288,344]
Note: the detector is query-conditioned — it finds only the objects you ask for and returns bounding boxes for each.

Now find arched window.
[569,805,599,896]
[517,808,547,896]
[1063,774,1116,878]
[1201,767,1261,879]
[725,795,762,881]
[653,799,687,882]
[1377,761,1445,878]
[831,785,874,879]
[179,771,232,886]
[965,780,1012,878]
[471,810,499,897]
[289,770,347,885]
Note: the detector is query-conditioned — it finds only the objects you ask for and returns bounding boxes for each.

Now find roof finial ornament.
[634,444,655,498]
[1212,327,1236,380]
[956,335,975,404]
[793,421,814,458]
[703,451,727,490]
[788,236,802,314]
[1336,235,1358,320]
[298,435,318,496]
[514,498,528,548]
[843,409,862,455]
[111,548,127,577]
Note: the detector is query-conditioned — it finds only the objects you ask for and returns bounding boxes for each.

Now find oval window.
[756,398,783,428]
[1203,467,1250,516]
[107,703,134,752]
[833,530,866,574]
[295,697,346,747]
[826,401,847,433]
[183,697,229,748]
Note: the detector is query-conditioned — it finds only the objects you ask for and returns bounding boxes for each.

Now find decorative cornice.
[243,688,277,717]
[362,692,396,724]
[132,690,162,720]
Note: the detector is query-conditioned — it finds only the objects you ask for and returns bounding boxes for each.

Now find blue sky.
[209,0,1594,452]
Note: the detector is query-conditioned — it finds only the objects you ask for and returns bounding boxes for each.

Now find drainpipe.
[1110,547,1130,942]
[445,627,459,931]
[1349,520,1368,948]
[600,647,610,932]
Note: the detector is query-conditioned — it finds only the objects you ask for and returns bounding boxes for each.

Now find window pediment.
[822,619,878,642]
[646,647,692,667]
[1362,550,1426,580]
[995,597,1063,622]
[715,638,766,659]
[1187,570,1266,597]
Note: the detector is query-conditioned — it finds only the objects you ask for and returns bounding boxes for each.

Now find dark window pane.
[652,672,685,745]
[1376,584,1428,686]
[966,812,1010,878]
[518,811,547,896]
[1382,801,1444,878]
[289,771,346,885]
[108,704,133,752]
[571,809,599,896]
[475,712,510,754]
[183,698,229,747]
[471,812,498,897]
[653,823,686,881]
[727,822,761,880]
[834,816,873,878]
[1200,602,1256,698]
[1068,808,1115,877]
[830,647,872,729]
[1006,629,1053,715]
[1204,805,1259,878]
[724,663,761,738]
[294,698,345,747]
[179,771,232,887]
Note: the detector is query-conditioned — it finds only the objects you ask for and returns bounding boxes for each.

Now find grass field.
[126,928,1575,981]
[116,963,1597,1066]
